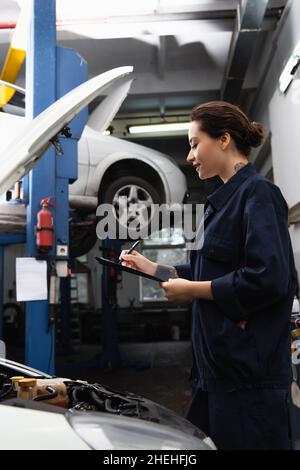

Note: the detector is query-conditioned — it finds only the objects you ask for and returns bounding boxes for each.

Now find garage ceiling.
[0,0,287,134]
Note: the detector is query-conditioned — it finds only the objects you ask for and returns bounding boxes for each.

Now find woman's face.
[187,120,225,180]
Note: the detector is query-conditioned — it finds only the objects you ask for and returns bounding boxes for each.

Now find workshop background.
[0,0,300,425]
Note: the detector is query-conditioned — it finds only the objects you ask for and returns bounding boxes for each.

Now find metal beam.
[251,132,271,171]
[157,36,166,81]
[221,0,269,103]
[247,0,292,115]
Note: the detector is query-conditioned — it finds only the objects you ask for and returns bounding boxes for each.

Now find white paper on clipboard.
[16,257,48,301]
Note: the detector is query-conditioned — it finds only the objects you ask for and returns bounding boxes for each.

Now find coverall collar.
[207,162,257,211]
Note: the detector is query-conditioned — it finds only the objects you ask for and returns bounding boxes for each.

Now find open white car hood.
[86,77,133,133]
[0,66,133,195]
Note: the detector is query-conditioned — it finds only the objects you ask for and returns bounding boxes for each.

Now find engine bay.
[0,358,206,441]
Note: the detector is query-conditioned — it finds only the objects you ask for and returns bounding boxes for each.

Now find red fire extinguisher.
[36,196,56,253]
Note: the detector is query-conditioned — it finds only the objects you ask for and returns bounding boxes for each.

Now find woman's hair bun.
[247,121,266,148]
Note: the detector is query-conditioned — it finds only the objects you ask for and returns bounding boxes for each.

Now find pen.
[119,240,140,264]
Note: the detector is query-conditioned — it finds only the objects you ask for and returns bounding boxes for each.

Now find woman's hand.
[161,278,195,303]
[161,279,213,303]
[119,249,158,276]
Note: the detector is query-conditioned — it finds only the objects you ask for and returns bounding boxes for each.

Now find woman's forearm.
[191,281,214,300]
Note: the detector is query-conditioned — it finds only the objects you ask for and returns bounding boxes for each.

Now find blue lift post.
[56,47,87,355]
[24,0,57,374]
[24,0,88,373]
[100,238,123,370]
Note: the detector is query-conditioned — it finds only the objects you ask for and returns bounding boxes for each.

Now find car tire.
[101,175,162,239]
[70,176,164,257]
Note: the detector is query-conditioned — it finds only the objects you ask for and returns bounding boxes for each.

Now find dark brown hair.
[190,101,266,157]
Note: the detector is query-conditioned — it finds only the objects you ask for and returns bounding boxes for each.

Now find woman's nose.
[187,150,194,163]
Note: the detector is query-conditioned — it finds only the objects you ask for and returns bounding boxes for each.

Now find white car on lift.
[0,67,187,256]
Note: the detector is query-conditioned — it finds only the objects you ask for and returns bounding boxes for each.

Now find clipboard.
[95,256,164,283]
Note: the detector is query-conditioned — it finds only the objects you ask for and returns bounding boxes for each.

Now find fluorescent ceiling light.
[279,40,300,94]
[129,122,190,134]
[56,0,158,19]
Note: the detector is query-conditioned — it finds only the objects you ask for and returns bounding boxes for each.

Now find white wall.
[250,0,300,281]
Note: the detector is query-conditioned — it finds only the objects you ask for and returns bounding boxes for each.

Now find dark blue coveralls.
[175,163,298,450]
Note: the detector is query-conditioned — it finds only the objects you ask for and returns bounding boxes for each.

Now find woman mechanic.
[119,101,298,450]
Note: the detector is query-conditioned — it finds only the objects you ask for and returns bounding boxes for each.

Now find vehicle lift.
[0,0,123,374]
[0,0,88,374]
[23,0,89,374]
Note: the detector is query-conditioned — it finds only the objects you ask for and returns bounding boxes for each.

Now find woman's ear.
[220,132,231,150]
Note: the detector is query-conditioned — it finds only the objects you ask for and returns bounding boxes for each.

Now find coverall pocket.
[200,239,239,274]
[213,321,263,382]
